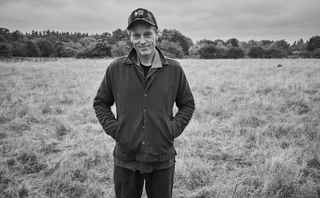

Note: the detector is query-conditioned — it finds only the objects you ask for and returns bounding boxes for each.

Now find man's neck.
[137,51,156,66]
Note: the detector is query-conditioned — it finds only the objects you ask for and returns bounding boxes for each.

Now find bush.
[76,41,112,59]
[263,49,287,59]
[297,51,312,59]
[312,48,320,59]
[198,44,225,59]
[249,46,264,58]
[225,47,245,59]
[198,44,215,59]
[60,47,78,57]
[0,43,12,57]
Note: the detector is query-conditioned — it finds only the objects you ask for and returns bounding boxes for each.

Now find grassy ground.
[1,58,320,198]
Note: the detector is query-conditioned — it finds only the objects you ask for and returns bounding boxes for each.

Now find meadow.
[0,58,320,198]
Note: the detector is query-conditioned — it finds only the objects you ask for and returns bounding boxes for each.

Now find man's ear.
[127,30,133,42]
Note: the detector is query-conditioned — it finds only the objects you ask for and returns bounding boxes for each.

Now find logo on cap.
[134,10,144,16]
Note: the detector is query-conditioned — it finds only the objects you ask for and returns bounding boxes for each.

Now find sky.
[1,0,320,44]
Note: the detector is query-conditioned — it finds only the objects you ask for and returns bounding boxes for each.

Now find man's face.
[129,21,158,58]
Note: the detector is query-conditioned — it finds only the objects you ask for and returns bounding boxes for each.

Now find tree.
[60,46,78,57]
[226,38,239,47]
[188,44,200,58]
[247,39,261,48]
[226,43,233,49]
[249,46,264,58]
[216,41,227,50]
[92,41,112,58]
[312,48,320,59]
[225,47,244,59]
[157,40,184,59]
[307,35,320,52]
[26,40,40,57]
[111,41,129,57]
[291,38,306,52]
[31,30,39,39]
[198,44,225,59]
[197,39,215,46]
[159,29,192,56]
[263,48,287,59]
[46,30,51,37]
[0,27,10,35]
[260,40,273,46]
[101,32,112,42]
[36,38,54,57]
[0,35,7,44]
[0,43,12,57]
[0,27,12,42]
[213,39,225,46]
[79,37,96,47]
[270,39,290,55]
[46,35,58,44]
[297,51,312,59]
[53,42,64,57]
[76,41,112,58]
[109,28,129,44]
[12,41,26,57]
[11,30,22,42]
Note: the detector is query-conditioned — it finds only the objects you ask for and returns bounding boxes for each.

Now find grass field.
[1,58,320,198]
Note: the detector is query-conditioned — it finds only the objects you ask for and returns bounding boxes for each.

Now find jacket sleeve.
[93,66,118,139]
[171,67,195,139]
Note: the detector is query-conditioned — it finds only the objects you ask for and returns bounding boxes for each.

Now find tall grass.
[1,58,320,197]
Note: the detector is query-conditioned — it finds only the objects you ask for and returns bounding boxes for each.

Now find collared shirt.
[134,50,163,79]
[114,49,174,174]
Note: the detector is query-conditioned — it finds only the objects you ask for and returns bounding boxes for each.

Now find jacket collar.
[124,47,169,67]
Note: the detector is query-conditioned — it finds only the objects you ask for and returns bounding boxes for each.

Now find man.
[93,8,195,198]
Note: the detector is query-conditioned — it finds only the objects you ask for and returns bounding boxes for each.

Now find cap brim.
[127,18,156,30]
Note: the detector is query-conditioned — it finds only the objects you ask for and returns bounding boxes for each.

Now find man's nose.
[139,36,146,44]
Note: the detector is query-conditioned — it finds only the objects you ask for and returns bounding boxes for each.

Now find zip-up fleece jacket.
[93,48,195,163]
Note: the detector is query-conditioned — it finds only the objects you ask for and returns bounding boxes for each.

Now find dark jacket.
[93,48,195,163]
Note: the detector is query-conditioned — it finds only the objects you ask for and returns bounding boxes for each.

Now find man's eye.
[133,34,140,38]
[145,32,152,37]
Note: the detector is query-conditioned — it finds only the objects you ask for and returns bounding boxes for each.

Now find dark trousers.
[114,165,175,198]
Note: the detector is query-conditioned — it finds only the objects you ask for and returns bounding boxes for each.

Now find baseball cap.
[127,8,158,30]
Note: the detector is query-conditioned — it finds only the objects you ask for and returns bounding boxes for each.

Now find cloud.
[0,0,319,43]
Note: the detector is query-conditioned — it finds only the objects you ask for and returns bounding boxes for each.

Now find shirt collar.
[124,47,169,67]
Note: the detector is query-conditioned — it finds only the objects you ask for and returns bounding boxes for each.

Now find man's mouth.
[138,46,149,49]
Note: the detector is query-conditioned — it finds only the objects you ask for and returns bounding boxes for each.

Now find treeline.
[1,27,320,59]
[196,37,320,59]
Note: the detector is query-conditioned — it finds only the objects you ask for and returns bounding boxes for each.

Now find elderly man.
[93,8,195,198]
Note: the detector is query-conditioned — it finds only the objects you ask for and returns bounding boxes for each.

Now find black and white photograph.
[1,0,320,197]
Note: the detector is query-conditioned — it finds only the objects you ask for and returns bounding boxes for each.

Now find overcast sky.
[1,0,319,44]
